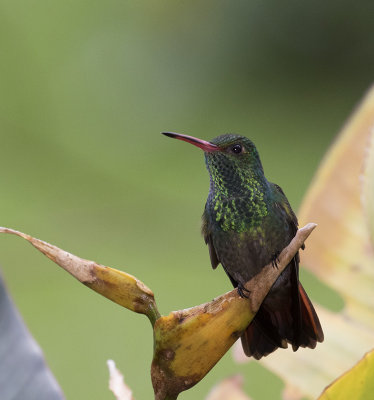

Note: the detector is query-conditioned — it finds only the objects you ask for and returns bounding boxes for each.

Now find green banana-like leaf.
[0,272,64,400]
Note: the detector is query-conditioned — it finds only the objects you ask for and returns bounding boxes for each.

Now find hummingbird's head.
[162,132,265,197]
[207,133,262,169]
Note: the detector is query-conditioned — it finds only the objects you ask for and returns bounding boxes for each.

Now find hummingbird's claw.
[237,283,250,298]
[271,251,281,269]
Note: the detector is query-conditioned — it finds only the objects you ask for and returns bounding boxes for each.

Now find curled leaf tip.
[0,227,160,324]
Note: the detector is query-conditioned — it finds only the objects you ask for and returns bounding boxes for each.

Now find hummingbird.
[162,131,324,359]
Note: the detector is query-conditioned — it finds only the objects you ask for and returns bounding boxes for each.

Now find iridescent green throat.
[204,149,269,233]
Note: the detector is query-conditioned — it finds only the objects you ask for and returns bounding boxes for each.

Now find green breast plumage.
[203,185,294,284]
[209,187,268,234]
[204,145,270,235]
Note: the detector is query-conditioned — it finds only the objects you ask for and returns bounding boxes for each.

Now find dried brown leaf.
[0,227,160,324]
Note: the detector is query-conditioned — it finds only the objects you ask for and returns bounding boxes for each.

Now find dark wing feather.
[202,206,238,287]
[272,183,303,346]
[202,208,220,269]
[206,234,220,269]
[272,183,305,250]
[272,183,298,233]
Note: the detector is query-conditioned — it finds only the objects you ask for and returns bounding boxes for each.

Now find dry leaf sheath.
[0,227,160,325]
[0,223,315,399]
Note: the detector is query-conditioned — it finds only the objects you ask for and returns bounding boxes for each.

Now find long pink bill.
[161,132,219,152]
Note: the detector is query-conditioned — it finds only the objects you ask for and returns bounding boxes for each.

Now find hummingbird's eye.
[231,144,243,154]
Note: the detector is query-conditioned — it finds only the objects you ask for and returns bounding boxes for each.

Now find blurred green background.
[1,1,374,399]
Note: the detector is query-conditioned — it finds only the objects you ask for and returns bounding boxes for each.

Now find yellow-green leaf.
[298,87,374,327]
[318,349,374,400]
[362,129,374,245]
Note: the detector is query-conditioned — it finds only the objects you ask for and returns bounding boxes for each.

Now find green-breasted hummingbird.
[162,131,323,359]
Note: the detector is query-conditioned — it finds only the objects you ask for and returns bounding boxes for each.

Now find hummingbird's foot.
[237,283,250,298]
[271,251,281,269]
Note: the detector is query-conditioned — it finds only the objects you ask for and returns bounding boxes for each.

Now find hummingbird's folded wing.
[202,208,220,269]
